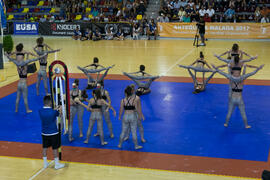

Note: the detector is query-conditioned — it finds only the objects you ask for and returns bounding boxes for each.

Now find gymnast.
[178,52,216,94]
[123,65,160,96]
[33,37,61,95]
[124,84,146,143]
[77,89,116,145]
[218,43,253,60]
[118,86,144,150]
[212,64,264,128]
[94,82,114,138]
[69,79,88,142]
[78,62,114,89]
[5,43,46,113]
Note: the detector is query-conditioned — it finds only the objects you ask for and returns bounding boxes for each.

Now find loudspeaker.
[262,170,270,180]
[27,63,37,73]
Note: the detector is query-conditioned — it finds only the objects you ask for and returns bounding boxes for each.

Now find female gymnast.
[178,52,216,94]
[118,86,144,149]
[123,65,160,96]
[212,64,264,128]
[33,37,61,95]
[77,64,114,89]
[5,43,46,113]
[124,84,146,143]
[94,82,114,138]
[217,43,253,60]
[69,79,88,142]
[77,89,116,145]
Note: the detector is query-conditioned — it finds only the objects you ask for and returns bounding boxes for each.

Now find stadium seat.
[88,14,93,19]
[37,1,44,6]
[22,8,29,13]
[136,14,142,20]
[86,7,91,13]
[7,14,14,20]
[34,8,40,12]
[18,8,24,13]
[7,8,13,13]
[75,14,82,20]
[29,8,34,13]
[84,0,88,5]
[50,8,55,13]
[44,1,48,6]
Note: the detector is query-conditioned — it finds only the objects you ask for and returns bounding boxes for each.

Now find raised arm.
[190,60,198,66]
[240,56,257,63]
[214,54,231,63]
[240,50,252,58]
[6,54,45,66]
[218,50,230,57]
[44,49,61,54]
[44,44,54,51]
[25,51,38,57]
[211,64,231,79]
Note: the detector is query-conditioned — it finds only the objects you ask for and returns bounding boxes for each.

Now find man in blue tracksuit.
[39,95,65,170]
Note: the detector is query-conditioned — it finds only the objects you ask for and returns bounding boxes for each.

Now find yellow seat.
[75,14,82,20]
[86,7,91,13]
[37,1,44,6]
[22,8,29,13]
[88,14,93,19]
[50,8,55,13]
[84,0,88,5]
[136,14,142,20]
[7,14,14,20]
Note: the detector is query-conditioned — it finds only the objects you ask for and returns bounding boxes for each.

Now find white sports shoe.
[55,163,65,170]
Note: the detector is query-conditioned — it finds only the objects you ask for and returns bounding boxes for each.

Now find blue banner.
[14,22,39,35]
[0,0,6,28]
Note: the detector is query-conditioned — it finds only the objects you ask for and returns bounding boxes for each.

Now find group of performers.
[7,38,263,155]
[179,43,263,128]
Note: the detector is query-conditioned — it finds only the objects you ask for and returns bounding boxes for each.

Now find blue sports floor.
[0,79,270,161]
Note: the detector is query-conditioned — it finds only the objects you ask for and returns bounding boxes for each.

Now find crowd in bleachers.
[5,0,149,23]
[159,0,270,23]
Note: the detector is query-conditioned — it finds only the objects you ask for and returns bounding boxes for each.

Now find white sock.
[43,157,48,167]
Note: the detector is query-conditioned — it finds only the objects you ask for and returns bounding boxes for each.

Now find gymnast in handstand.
[33,37,61,95]
[77,64,114,89]
[178,52,216,94]
[123,65,160,96]
[212,64,264,128]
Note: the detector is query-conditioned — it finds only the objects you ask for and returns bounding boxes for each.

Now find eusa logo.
[14,23,38,35]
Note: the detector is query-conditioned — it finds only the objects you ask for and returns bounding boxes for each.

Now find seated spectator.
[133,23,141,40]
[191,10,200,22]
[92,7,99,17]
[204,13,211,22]
[206,6,215,19]
[187,0,195,10]
[224,6,235,22]
[179,0,188,8]
[199,6,207,17]
[255,7,261,22]
[185,5,193,14]
[114,28,124,40]
[261,5,270,17]
[40,15,47,22]
[82,28,92,40]
[261,15,270,23]
[147,19,157,40]
[92,28,102,41]
[142,19,149,35]
[174,0,181,12]
[157,13,169,22]
[106,27,114,40]
[73,26,82,40]
[183,14,191,22]
[178,7,186,22]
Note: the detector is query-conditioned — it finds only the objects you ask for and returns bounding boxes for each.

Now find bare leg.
[22,83,31,113]
[84,117,95,143]
[36,72,42,96]
[42,71,49,95]
[238,97,250,128]
[15,85,22,112]
[77,105,84,137]
[225,98,236,126]
[96,115,107,145]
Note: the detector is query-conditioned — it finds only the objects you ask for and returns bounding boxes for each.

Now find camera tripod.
[193,28,199,47]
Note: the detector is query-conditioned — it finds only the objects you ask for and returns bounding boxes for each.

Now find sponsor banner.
[39,22,132,36]
[14,22,38,35]
[158,23,270,39]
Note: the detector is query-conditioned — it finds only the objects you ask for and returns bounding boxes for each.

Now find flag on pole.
[0,0,7,28]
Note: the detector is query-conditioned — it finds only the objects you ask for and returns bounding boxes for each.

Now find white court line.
[28,160,54,180]
[161,48,195,76]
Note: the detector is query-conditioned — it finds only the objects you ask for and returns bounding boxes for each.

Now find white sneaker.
[55,163,65,170]
[135,145,143,150]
